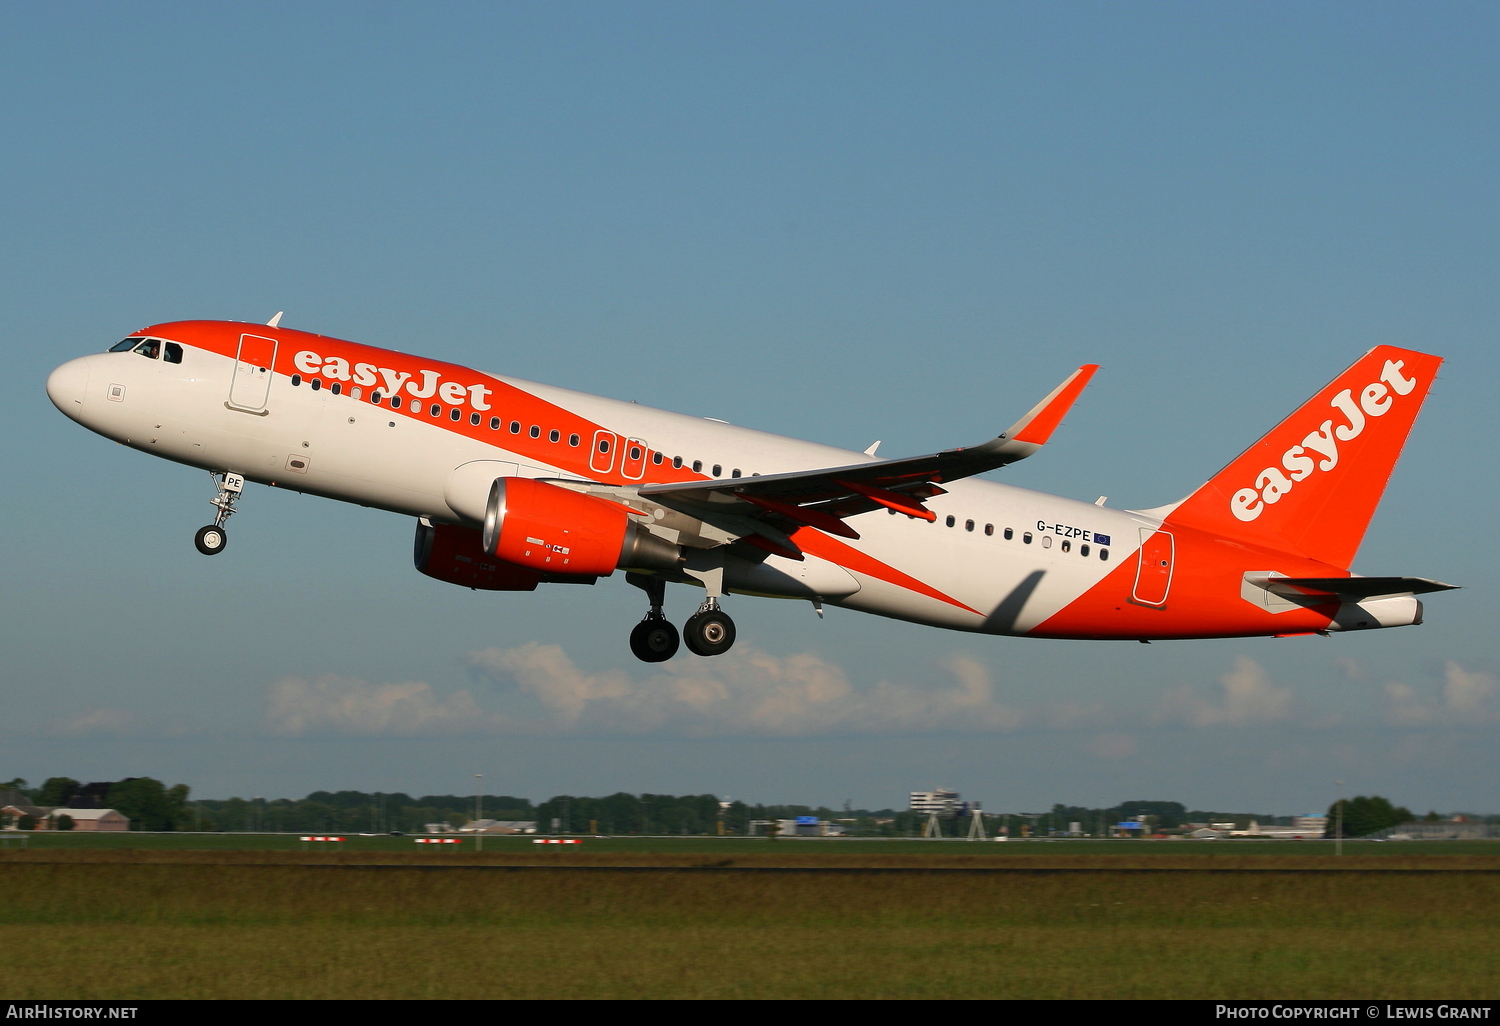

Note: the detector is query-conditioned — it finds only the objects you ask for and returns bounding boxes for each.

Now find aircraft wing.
[636,364,1097,547]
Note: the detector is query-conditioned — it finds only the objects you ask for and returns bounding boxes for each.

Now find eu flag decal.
[1094,533,1111,546]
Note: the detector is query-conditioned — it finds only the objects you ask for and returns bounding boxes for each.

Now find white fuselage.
[50,334,1157,635]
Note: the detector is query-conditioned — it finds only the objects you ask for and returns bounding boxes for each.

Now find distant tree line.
[2,776,190,831]
[1324,796,1414,838]
[186,791,537,833]
[1,777,534,833]
[2,774,1489,836]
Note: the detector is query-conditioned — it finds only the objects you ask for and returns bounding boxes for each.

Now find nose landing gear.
[193,524,227,555]
[194,471,244,555]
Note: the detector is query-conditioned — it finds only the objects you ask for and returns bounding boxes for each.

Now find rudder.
[1165,346,1442,569]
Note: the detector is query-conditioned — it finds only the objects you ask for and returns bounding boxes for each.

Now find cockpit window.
[110,338,144,352]
[163,342,183,364]
[133,338,160,359]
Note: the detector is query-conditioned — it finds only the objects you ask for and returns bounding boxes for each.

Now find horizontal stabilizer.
[1249,576,1458,599]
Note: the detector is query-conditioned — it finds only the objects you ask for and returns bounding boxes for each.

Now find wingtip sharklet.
[1005,364,1099,446]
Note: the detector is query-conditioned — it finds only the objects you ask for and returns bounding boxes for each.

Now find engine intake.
[482,477,681,577]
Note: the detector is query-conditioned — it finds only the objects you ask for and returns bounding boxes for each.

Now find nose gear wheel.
[194,525,227,555]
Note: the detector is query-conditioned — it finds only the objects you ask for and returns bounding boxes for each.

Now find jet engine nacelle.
[482,477,681,577]
[413,520,544,591]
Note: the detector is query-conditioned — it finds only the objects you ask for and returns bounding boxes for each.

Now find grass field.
[3,839,1498,999]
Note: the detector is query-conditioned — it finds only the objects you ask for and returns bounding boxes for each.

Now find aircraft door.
[590,429,617,475]
[1131,529,1174,607]
[229,334,278,411]
[621,439,648,480]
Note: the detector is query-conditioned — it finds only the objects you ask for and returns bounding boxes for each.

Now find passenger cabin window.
[653,452,664,465]
[490,417,501,430]
[449,408,461,421]
[984,524,994,536]
[569,433,580,446]
[1100,548,1110,561]
[965,520,975,532]
[311,379,322,391]
[712,464,722,477]
[1061,539,1071,553]
[371,390,382,403]
[391,396,402,409]
[510,421,520,433]
[530,425,540,438]
[731,469,741,478]
[673,456,683,469]
[692,460,702,473]
[430,403,441,417]
[1023,532,1032,544]
[291,374,302,387]
[549,429,560,442]
[471,412,482,426]
[1004,527,1014,540]
[945,515,955,528]
[109,338,144,352]
[1080,544,1090,557]
[331,382,342,396]
[163,342,183,364]
[134,339,160,359]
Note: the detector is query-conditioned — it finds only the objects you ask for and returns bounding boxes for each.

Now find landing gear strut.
[627,573,679,663]
[195,471,244,556]
[682,565,736,658]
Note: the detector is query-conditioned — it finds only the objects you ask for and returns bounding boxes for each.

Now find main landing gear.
[683,602,736,658]
[628,574,680,662]
[627,572,736,662]
[194,471,244,556]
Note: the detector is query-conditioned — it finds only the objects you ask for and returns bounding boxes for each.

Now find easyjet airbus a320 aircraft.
[47,318,1454,661]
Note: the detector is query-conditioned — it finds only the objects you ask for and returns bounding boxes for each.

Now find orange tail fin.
[1165,346,1442,569]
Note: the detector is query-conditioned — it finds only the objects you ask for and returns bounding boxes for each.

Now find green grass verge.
[2,863,1496,998]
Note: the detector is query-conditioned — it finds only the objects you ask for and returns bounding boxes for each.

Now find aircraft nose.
[47,357,90,415]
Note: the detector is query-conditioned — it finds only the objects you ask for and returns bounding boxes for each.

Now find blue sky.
[3,2,1497,814]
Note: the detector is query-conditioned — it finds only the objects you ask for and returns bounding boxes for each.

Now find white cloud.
[466,644,1025,736]
[1442,662,1497,715]
[259,651,1499,741]
[1159,655,1292,727]
[1383,679,1431,726]
[1381,661,1498,726]
[266,674,489,736]
[55,708,133,736]
[1333,656,1365,681]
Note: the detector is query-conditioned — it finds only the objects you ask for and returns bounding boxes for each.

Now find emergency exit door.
[1131,529,1175,607]
[229,334,277,411]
